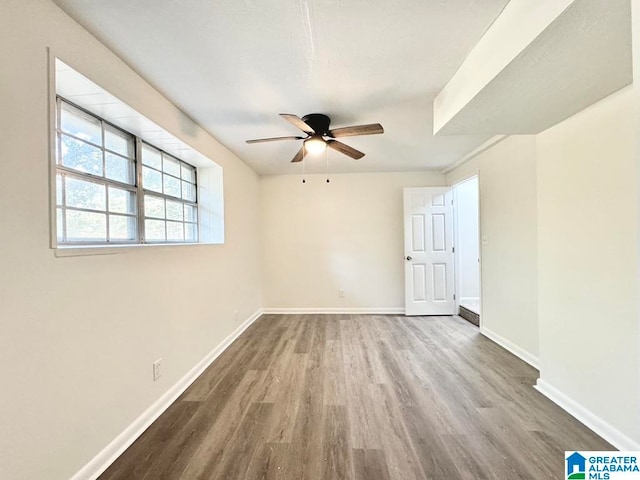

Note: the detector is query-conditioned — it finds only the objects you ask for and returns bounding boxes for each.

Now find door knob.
[406,256,412,261]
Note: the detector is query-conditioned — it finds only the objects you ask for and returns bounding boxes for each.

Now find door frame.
[451,174,483,327]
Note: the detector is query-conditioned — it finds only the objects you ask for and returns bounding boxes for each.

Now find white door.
[403,187,455,316]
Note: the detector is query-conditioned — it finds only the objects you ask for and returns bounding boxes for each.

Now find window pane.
[144,195,165,219]
[56,101,201,246]
[142,166,162,193]
[109,215,136,241]
[66,210,106,241]
[163,155,181,178]
[61,135,103,176]
[104,125,133,158]
[184,204,197,222]
[181,164,195,182]
[182,181,196,202]
[166,221,184,242]
[163,174,181,198]
[142,144,162,169]
[105,153,134,185]
[108,187,136,214]
[57,208,64,242]
[185,223,198,242]
[166,200,183,221]
[60,103,102,145]
[56,174,63,205]
[145,219,165,241]
[65,177,106,211]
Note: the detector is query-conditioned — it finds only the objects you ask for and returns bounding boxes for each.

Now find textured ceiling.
[52,0,509,175]
[435,0,632,135]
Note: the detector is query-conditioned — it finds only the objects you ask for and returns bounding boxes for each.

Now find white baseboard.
[535,379,640,451]
[480,326,540,369]
[262,307,405,315]
[70,308,263,480]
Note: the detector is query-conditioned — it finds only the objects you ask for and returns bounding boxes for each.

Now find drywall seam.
[442,135,508,174]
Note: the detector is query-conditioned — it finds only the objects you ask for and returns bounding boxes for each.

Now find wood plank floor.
[99,314,612,480]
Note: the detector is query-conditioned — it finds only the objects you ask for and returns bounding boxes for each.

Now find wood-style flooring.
[100,314,612,480]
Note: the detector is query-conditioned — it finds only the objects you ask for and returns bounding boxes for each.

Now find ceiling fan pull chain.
[302,143,306,184]
[325,148,330,183]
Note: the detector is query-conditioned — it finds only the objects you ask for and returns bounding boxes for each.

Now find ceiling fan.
[246,113,384,162]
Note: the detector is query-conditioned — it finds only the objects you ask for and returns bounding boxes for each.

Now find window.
[141,143,198,243]
[55,98,198,245]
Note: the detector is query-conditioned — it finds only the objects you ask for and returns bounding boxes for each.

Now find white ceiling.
[52,0,510,175]
[435,0,632,135]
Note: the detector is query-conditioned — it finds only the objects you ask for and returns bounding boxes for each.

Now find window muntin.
[55,98,198,245]
[141,143,198,243]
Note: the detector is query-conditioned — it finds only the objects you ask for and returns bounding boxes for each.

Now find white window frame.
[55,97,200,246]
[55,98,141,245]
[48,52,225,257]
[139,141,199,244]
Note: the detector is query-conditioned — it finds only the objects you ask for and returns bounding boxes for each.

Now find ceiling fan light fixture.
[246,113,382,162]
[304,135,326,155]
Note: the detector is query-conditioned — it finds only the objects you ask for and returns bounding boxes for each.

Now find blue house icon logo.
[566,452,586,479]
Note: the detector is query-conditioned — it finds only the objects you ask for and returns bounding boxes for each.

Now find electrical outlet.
[153,358,162,381]
[338,289,345,298]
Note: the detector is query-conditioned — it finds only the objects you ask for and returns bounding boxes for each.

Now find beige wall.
[0,1,262,479]
[446,136,539,362]
[536,85,640,443]
[445,85,640,447]
[261,171,445,310]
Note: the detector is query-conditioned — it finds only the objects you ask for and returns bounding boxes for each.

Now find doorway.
[453,177,481,326]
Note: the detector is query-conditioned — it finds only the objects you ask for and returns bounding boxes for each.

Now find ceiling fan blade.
[290,146,307,163]
[327,140,365,160]
[280,114,315,134]
[246,136,304,144]
[329,123,384,138]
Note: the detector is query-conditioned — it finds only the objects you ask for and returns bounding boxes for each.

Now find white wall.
[536,85,640,445]
[0,1,262,479]
[261,171,445,311]
[444,85,640,448]
[446,136,539,362]
[454,176,480,303]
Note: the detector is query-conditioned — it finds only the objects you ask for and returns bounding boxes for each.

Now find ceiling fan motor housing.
[302,113,331,136]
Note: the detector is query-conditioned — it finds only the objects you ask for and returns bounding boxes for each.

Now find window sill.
[53,241,219,258]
